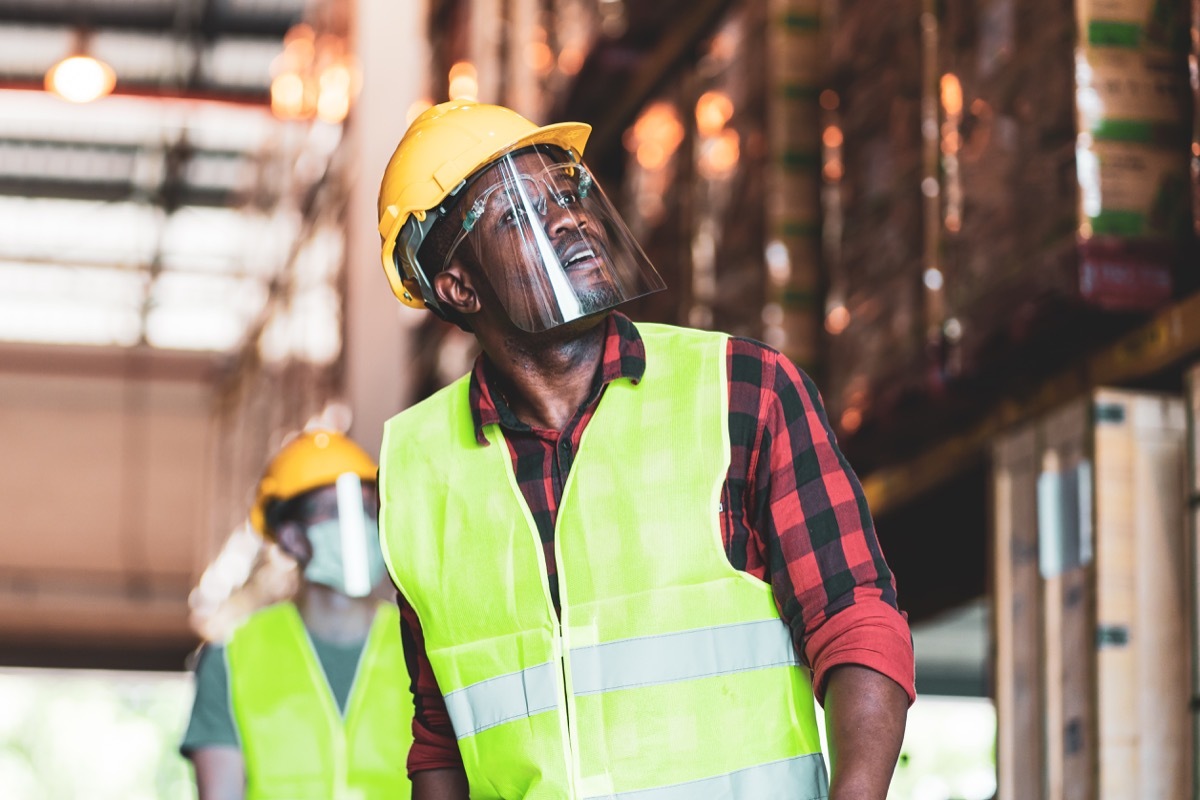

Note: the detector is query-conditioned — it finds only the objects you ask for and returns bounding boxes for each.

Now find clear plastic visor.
[442,149,665,332]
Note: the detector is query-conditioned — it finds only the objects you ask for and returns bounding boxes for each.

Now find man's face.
[278,481,378,565]
[458,150,622,328]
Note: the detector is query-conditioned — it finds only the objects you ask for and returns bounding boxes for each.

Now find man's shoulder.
[385,373,472,430]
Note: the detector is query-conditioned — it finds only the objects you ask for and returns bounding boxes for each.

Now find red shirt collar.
[467,312,646,445]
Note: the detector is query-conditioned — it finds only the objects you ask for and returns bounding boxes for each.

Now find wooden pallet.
[993,390,1190,800]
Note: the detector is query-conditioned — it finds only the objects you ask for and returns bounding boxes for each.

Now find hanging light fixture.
[45,31,116,104]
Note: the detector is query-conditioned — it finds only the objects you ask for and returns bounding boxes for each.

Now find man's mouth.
[559,241,598,271]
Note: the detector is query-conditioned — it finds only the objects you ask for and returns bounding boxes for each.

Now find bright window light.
[0,26,73,76]
[290,283,341,364]
[0,197,161,267]
[0,142,136,183]
[90,31,181,84]
[145,272,268,351]
[160,207,261,274]
[0,262,144,346]
[0,668,192,800]
[184,152,251,192]
[292,225,344,287]
[0,89,276,153]
[201,39,283,91]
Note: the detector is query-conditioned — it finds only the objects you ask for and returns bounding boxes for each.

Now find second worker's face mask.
[299,473,387,598]
[440,148,666,333]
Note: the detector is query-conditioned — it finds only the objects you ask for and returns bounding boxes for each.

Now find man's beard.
[575,283,623,315]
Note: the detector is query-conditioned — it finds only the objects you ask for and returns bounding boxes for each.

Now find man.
[376,100,914,800]
[181,430,413,800]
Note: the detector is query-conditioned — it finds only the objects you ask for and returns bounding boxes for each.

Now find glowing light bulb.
[448,61,478,101]
[271,72,307,119]
[695,91,734,137]
[45,55,116,104]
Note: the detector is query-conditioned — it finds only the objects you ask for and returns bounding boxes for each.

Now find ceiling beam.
[0,79,269,106]
[0,177,237,208]
[0,5,298,39]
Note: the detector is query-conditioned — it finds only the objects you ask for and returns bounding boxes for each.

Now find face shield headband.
[402,147,666,333]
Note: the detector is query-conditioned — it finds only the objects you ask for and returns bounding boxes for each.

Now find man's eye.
[555,191,578,207]
[499,206,529,226]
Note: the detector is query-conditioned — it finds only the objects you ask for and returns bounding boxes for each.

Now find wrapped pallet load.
[824,0,1195,445]
[942,0,1193,378]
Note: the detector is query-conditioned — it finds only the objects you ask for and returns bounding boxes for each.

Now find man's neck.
[479,315,608,432]
[295,582,377,644]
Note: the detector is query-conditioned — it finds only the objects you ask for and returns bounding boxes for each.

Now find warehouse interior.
[0,0,1197,797]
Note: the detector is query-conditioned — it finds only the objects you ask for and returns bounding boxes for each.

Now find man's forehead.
[467,149,572,196]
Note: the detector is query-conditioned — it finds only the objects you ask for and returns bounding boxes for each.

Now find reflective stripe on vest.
[584,753,828,800]
[381,322,827,800]
[225,602,414,800]
[446,618,797,738]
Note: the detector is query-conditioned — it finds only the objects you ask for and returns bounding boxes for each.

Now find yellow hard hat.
[376,100,592,312]
[250,430,377,538]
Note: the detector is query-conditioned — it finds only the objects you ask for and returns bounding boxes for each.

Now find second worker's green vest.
[380,322,828,799]
[225,601,414,800]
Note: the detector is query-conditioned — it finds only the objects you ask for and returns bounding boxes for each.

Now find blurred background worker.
[180,430,412,800]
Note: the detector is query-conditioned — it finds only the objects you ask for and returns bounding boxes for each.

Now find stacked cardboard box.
[824,0,1194,439]
[940,0,1193,381]
[992,390,1191,800]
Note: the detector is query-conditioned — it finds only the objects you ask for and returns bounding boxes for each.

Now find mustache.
[554,229,600,261]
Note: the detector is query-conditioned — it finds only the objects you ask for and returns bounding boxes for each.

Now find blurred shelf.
[861,290,1200,517]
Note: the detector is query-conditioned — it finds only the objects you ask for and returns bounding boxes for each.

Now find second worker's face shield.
[278,474,386,598]
[439,148,665,333]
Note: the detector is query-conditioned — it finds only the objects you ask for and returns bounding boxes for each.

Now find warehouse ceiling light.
[270,23,360,124]
[45,33,116,104]
[448,62,478,101]
[695,91,733,137]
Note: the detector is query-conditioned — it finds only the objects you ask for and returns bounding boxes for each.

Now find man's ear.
[275,522,312,567]
[433,262,482,317]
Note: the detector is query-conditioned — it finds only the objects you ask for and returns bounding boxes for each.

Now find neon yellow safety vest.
[380,323,828,799]
[225,601,414,800]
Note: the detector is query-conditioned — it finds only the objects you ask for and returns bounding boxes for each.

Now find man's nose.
[543,197,584,238]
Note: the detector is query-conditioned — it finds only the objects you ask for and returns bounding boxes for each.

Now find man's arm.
[413,768,470,800]
[731,339,914,798]
[824,665,908,800]
[398,593,469,798]
[181,645,245,800]
[188,747,246,800]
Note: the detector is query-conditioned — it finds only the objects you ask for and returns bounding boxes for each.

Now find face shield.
[287,473,386,598]
[439,148,666,332]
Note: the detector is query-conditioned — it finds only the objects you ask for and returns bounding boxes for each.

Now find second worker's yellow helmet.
[376,100,591,314]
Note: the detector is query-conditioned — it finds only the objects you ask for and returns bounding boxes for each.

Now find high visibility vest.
[380,322,828,800]
[225,601,414,800]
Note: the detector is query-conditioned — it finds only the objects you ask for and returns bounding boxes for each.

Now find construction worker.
[181,430,413,800]
[375,101,914,800]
